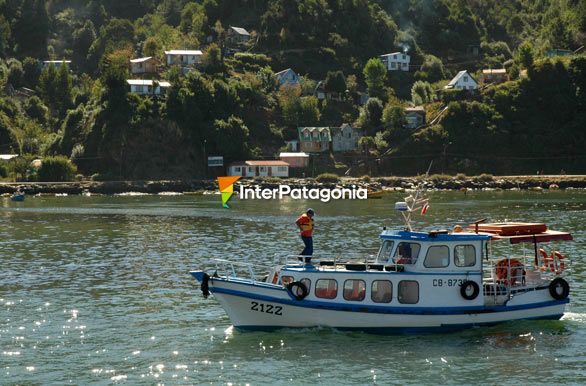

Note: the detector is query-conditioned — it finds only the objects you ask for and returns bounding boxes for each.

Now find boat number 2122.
[250,301,282,315]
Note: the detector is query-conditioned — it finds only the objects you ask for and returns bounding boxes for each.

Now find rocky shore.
[1,175,585,195]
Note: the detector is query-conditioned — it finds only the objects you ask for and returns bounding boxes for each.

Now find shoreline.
[1,175,586,195]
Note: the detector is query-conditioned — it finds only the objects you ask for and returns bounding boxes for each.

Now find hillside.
[0,0,585,179]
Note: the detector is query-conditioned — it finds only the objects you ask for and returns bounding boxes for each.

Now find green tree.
[72,20,96,73]
[22,57,41,89]
[298,96,321,125]
[324,70,347,97]
[363,58,387,98]
[37,156,77,182]
[213,115,249,159]
[411,81,435,105]
[382,104,406,133]
[203,43,224,74]
[142,37,161,58]
[420,55,446,83]
[517,41,534,70]
[55,63,73,118]
[358,136,376,155]
[24,96,48,125]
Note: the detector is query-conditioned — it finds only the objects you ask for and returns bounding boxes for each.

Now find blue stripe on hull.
[210,285,569,316]
[234,314,564,334]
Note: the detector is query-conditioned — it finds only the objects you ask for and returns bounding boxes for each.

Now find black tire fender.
[460,280,480,300]
[287,281,308,301]
[549,277,570,300]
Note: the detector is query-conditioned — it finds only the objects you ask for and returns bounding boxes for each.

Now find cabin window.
[300,278,311,293]
[277,166,287,172]
[343,280,366,301]
[398,281,419,304]
[259,166,267,172]
[315,279,337,299]
[424,245,450,268]
[394,242,421,264]
[281,275,294,286]
[371,280,392,303]
[454,245,476,267]
[377,240,394,262]
[234,167,241,172]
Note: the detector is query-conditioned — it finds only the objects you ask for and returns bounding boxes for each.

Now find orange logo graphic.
[218,176,241,208]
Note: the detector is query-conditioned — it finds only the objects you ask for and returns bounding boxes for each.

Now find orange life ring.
[495,258,525,286]
[271,272,279,284]
[551,251,565,274]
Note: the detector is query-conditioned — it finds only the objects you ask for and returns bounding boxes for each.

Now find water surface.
[1,191,585,384]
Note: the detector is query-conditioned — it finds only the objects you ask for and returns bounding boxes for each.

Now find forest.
[0,0,585,179]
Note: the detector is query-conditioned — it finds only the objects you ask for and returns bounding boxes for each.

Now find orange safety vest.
[296,213,314,237]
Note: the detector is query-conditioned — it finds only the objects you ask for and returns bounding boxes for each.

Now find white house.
[228,160,289,177]
[227,26,251,44]
[380,52,410,72]
[444,70,478,90]
[164,50,203,66]
[130,57,157,74]
[127,79,171,95]
[275,68,300,87]
[330,124,362,152]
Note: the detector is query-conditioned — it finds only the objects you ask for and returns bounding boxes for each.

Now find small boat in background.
[11,190,25,201]
[367,189,385,199]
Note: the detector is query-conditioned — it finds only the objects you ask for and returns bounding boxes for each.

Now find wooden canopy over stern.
[467,222,573,244]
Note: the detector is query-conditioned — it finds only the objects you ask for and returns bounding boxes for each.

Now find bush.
[360,175,371,182]
[455,173,467,180]
[474,173,494,182]
[0,164,7,178]
[37,156,78,182]
[428,174,451,182]
[315,173,340,183]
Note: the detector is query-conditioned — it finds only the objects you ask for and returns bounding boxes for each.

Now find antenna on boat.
[394,162,431,231]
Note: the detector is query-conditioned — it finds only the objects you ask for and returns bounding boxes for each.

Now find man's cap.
[306,208,315,215]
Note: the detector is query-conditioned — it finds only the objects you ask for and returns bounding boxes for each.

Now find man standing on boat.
[296,208,315,263]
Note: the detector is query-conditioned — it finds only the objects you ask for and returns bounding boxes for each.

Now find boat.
[11,191,25,201]
[367,189,385,199]
[190,187,573,333]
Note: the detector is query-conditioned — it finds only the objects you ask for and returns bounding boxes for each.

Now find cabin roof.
[380,230,491,242]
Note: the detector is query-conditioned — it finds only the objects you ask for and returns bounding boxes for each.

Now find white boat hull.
[204,278,567,332]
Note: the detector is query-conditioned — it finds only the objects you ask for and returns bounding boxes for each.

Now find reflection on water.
[1,191,585,384]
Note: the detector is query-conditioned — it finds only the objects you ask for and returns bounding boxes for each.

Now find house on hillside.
[331,124,362,152]
[227,26,251,44]
[127,79,171,95]
[42,60,71,69]
[380,52,410,72]
[275,68,300,87]
[279,152,309,168]
[404,106,426,129]
[481,68,508,84]
[298,127,331,153]
[130,57,157,74]
[228,160,289,177]
[444,70,478,90]
[164,50,203,66]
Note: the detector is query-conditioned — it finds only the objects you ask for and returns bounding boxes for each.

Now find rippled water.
[1,190,585,384]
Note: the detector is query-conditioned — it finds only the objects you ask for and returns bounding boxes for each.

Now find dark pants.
[300,236,313,262]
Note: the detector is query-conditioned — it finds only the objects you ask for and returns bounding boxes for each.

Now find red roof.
[468,222,573,244]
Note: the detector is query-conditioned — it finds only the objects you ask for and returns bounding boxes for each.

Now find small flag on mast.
[421,203,429,215]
